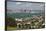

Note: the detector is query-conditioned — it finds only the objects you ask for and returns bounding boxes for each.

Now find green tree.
[6,17,16,27]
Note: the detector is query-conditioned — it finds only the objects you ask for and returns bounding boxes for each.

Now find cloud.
[7,0,11,1]
[16,2,22,4]
[7,0,29,1]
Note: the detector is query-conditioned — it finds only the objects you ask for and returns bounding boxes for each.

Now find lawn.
[7,26,16,30]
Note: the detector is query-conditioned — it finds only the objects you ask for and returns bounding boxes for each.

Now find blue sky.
[7,1,45,13]
[7,1,44,10]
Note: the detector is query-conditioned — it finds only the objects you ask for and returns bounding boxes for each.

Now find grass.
[7,26,16,30]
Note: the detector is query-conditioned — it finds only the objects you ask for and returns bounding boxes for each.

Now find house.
[15,16,44,29]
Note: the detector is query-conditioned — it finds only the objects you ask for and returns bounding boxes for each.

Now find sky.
[7,0,45,13]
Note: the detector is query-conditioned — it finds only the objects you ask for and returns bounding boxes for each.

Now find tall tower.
[24,9,26,13]
[29,10,31,13]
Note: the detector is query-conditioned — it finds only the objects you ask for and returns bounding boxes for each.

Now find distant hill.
[7,13,43,18]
